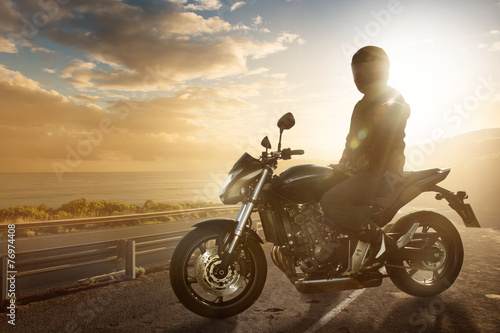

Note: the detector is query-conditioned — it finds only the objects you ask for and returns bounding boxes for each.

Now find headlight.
[220,169,261,204]
[220,169,242,197]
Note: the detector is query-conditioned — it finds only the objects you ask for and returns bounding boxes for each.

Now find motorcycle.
[169,112,481,319]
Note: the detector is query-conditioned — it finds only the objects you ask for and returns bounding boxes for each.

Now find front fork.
[220,167,271,269]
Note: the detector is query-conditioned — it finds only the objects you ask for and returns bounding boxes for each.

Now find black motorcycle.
[170,112,480,319]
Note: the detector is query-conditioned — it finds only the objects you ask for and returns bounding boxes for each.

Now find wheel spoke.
[422,225,430,233]
[214,296,223,304]
[408,269,418,277]
[187,276,197,285]
[199,243,206,254]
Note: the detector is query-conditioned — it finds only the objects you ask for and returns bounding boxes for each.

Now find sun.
[386,43,472,145]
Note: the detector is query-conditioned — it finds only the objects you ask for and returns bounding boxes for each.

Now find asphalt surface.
[0,214,235,254]
[1,210,499,333]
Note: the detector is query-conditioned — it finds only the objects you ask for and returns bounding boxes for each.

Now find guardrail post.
[125,240,136,280]
[1,256,7,305]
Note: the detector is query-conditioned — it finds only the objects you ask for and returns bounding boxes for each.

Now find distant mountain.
[404,128,500,228]
[279,128,500,228]
[405,128,500,171]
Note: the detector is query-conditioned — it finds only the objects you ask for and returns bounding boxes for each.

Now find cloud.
[105,84,258,136]
[478,41,500,52]
[489,42,500,52]
[0,36,17,53]
[244,67,270,76]
[72,94,101,102]
[0,65,109,162]
[253,15,263,26]
[0,64,45,91]
[0,64,266,171]
[0,1,306,172]
[60,59,96,79]
[277,32,305,45]
[30,0,302,91]
[0,65,108,131]
[231,1,245,11]
[161,12,234,36]
[31,46,54,54]
[184,0,222,11]
[0,0,21,32]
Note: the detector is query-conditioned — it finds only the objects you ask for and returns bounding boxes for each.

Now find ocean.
[0,172,228,209]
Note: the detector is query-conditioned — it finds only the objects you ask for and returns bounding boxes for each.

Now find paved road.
[1,210,499,332]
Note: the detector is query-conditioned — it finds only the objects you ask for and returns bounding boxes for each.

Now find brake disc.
[195,247,244,296]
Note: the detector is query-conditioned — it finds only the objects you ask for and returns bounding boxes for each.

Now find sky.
[0,0,499,176]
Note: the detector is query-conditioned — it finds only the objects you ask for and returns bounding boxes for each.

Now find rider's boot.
[355,221,397,270]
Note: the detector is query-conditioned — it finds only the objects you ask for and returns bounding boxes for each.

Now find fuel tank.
[272,164,349,204]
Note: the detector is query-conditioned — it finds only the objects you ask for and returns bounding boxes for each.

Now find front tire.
[169,227,267,318]
[386,211,464,297]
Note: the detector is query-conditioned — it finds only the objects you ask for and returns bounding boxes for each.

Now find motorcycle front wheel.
[169,227,267,318]
[386,211,464,297]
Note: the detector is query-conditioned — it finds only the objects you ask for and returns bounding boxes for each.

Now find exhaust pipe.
[294,276,382,294]
[272,246,383,294]
[271,245,297,282]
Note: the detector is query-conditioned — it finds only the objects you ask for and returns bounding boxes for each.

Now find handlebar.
[280,148,304,160]
[290,149,305,155]
[262,148,305,166]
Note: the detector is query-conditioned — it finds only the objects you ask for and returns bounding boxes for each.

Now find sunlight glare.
[387,43,470,144]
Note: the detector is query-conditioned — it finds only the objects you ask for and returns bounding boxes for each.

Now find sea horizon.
[0,171,227,209]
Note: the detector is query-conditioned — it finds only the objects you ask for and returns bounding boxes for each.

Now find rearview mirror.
[261,136,272,149]
[277,112,295,131]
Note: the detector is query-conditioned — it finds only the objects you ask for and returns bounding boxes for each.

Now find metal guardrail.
[0,206,249,304]
[0,206,239,231]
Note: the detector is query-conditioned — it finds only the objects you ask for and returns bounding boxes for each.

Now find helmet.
[351,46,390,66]
[351,46,390,94]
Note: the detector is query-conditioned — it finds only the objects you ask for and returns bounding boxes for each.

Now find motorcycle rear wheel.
[386,211,464,297]
[169,227,267,318]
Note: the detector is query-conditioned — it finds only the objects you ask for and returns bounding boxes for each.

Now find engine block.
[286,204,342,272]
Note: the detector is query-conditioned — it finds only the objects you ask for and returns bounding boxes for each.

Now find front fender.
[192,218,264,244]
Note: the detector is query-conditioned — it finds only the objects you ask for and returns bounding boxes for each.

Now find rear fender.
[431,185,481,228]
[193,218,264,244]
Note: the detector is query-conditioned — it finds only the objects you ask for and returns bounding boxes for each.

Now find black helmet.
[351,46,390,66]
[351,46,390,94]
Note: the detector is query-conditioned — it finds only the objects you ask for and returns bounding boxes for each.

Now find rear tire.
[386,211,463,297]
[170,227,267,318]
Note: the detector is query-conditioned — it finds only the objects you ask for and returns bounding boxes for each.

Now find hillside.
[405,128,500,222]
[405,128,500,171]
[279,128,500,228]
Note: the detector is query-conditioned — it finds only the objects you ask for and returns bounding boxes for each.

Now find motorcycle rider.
[320,46,410,270]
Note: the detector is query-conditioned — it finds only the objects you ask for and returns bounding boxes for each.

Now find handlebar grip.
[281,148,304,160]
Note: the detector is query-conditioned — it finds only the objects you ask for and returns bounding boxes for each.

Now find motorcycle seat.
[371,168,451,225]
[402,168,450,185]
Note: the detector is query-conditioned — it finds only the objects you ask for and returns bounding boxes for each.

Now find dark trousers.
[320,170,392,233]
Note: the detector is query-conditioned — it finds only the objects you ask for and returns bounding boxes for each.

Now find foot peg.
[396,223,419,249]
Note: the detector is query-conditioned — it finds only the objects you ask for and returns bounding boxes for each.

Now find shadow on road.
[377,296,482,333]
